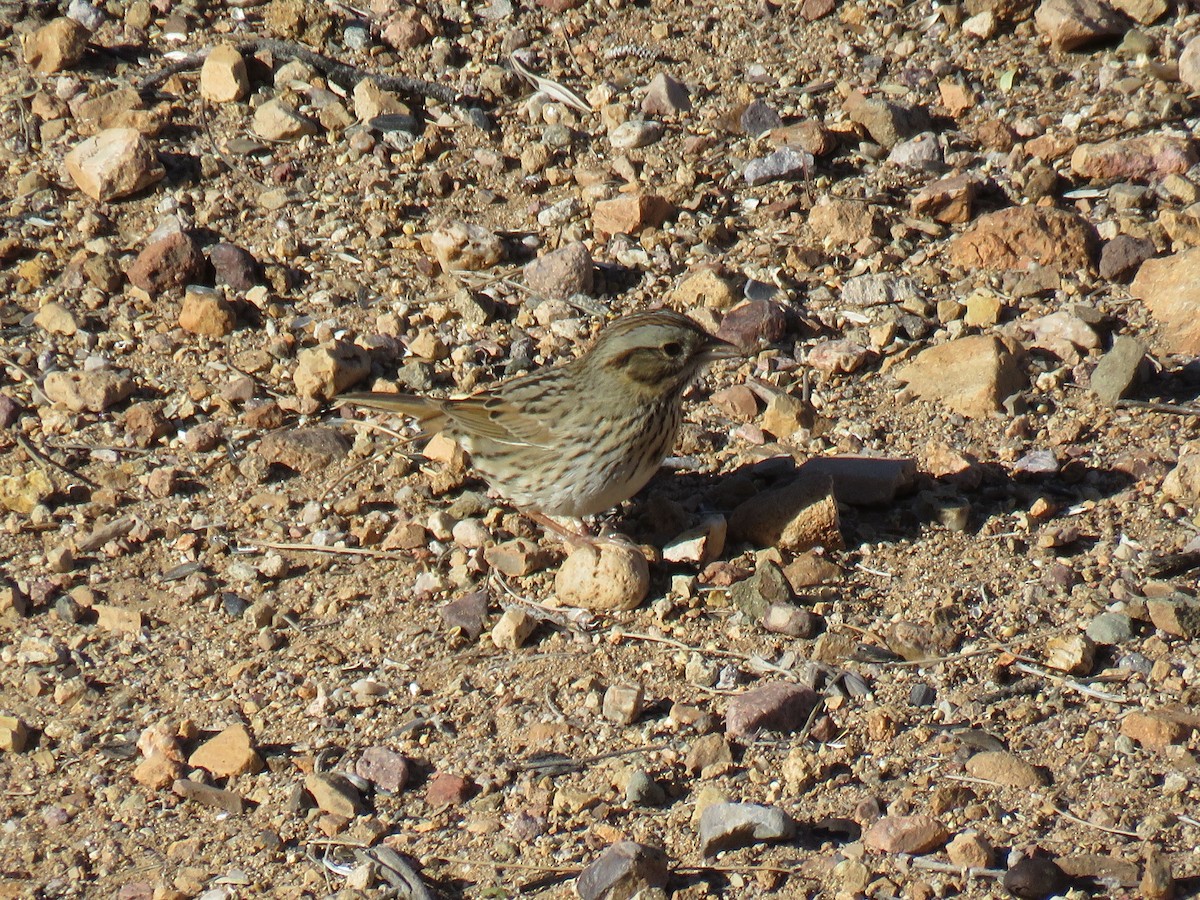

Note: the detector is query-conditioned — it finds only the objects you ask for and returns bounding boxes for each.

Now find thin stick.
[1116,399,1200,416]
[875,646,1001,668]
[1011,661,1130,704]
[15,433,100,489]
[615,630,798,679]
[909,858,1004,879]
[239,538,413,560]
[0,352,51,404]
[1048,803,1140,838]
[435,858,582,875]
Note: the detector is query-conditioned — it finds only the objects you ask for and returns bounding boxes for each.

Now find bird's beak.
[699,334,742,363]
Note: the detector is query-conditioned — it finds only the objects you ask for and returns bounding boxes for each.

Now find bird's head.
[586,309,740,396]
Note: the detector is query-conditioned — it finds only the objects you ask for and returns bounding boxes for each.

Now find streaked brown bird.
[339,309,738,526]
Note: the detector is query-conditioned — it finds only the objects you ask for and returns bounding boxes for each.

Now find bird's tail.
[336,392,442,424]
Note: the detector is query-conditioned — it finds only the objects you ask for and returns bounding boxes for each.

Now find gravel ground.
[1,0,1199,897]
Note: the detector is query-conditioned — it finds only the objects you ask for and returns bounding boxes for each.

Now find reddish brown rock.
[426,772,477,806]
[1071,135,1197,182]
[911,173,979,224]
[127,232,206,295]
[716,300,788,350]
[1034,0,1127,50]
[863,814,950,854]
[725,682,821,738]
[949,207,1096,272]
[593,194,674,235]
[257,427,350,474]
[1120,712,1189,751]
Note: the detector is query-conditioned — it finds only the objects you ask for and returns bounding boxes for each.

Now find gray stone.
[576,841,669,900]
[740,99,783,136]
[698,802,795,855]
[744,147,813,186]
[1090,336,1145,405]
[1086,612,1134,645]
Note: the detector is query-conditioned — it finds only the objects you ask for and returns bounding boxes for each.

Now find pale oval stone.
[554,542,649,611]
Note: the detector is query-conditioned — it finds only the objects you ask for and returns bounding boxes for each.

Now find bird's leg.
[526,512,636,550]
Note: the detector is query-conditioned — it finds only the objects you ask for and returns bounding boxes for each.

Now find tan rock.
[1130,247,1200,355]
[911,173,979,223]
[949,206,1095,272]
[662,515,727,565]
[305,773,364,817]
[947,831,995,868]
[1120,712,1189,751]
[43,370,134,413]
[1182,36,1200,92]
[95,604,143,634]
[728,474,843,552]
[293,342,371,400]
[808,198,885,245]
[353,79,409,121]
[0,470,53,515]
[0,715,29,752]
[554,542,650,611]
[602,683,645,724]
[24,17,90,74]
[491,607,537,649]
[672,268,738,311]
[1108,0,1165,23]
[896,335,1025,418]
[421,221,505,273]
[33,301,79,335]
[188,724,264,777]
[965,750,1049,787]
[134,754,183,789]
[1044,633,1096,675]
[253,99,319,141]
[65,128,165,202]
[964,291,1003,326]
[179,287,237,337]
[200,44,249,103]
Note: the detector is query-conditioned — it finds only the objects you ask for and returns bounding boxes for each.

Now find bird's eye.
[662,341,683,357]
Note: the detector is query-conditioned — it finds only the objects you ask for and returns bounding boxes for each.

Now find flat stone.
[172,778,245,814]
[662,515,726,565]
[844,93,930,148]
[686,733,733,775]
[863,814,950,854]
[483,539,556,577]
[253,99,319,141]
[1129,247,1200,354]
[896,335,1025,419]
[425,772,477,806]
[608,120,663,150]
[1087,611,1135,644]
[1098,234,1155,282]
[887,132,943,170]
[698,802,795,855]
[209,242,261,290]
[744,147,813,186]
[1145,595,1200,638]
[729,560,793,620]
[808,198,886,245]
[187,724,264,778]
[725,682,821,738]
[1109,0,1165,23]
[965,750,1049,787]
[1120,711,1189,750]
[798,456,917,506]
[593,193,674,235]
[257,427,350,474]
[576,841,669,900]
[439,590,489,640]
[1071,135,1197,181]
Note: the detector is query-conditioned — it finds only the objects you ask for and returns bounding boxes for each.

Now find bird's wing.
[441,394,558,450]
